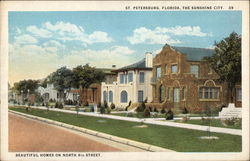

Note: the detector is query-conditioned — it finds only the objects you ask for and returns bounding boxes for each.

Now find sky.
[8,11,242,85]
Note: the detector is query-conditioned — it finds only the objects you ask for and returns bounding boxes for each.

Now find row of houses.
[31,44,242,112]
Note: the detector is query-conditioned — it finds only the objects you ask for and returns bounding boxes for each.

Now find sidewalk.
[10,104,241,136]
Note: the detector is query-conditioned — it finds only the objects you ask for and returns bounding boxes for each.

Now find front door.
[173,88,180,103]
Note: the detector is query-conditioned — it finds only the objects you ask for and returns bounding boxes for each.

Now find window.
[199,87,220,99]
[128,73,133,83]
[190,65,199,78]
[120,74,127,84]
[138,90,144,103]
[109,91,113,103]
[182,87,186,100]
[139,72,145,83]
[120,74,125,84]
[236,88,242,101]
[160,85,165,103]
[171,64,178,73]
[120,91,128,103]
[156,67,161,78]
[165,65,168,74]
[173,88,180,102]
[103,91,107,102]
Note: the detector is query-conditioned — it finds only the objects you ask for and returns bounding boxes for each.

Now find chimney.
[145,52,153,68]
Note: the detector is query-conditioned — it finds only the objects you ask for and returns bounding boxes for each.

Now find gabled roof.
[113,58,152,72]
[172,46,214,61]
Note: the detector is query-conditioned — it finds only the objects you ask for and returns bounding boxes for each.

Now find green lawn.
[174,119,241,129]
[9,107,241,152]
[111,112,166,118]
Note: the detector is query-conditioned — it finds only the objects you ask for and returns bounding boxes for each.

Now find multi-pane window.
[156,67,161,78]
[190,65,199,78]
[120,74,128,84]
[199,87,220,99]
[171,64,178,73]
[236,88,242,101]
[173,88,180,102]
[109,91,113,103]
[139,72,145,83]
[128,73,133,83]
[138,90,144,103]
[120,91,128,103]
[103,91,107,102]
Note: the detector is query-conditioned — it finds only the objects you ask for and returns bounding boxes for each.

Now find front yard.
[9,106,242,152]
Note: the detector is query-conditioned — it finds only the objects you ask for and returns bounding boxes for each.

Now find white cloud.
[16,28,22,35]
[43,40,65,48]
[14,34,38,45]
[88,31,112,43]
[27,25,52,38]
[127,27,181,45]
[127,26,210,45]
[42,21,112,44]
[155,26,208,37]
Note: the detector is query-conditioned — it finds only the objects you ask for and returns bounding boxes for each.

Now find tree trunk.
[228,82,234,104]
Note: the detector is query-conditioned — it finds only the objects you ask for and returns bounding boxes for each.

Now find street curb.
[9,110,174,152]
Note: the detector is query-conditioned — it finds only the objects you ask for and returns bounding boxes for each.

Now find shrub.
[103,100,108,109]
[161,107,166,114]
[97,102,101,109]
[100,106,105,114]
[143,107,151,118]
[221,118,241,126]
[110,103,116,110]
[153,108,158,113]
[182,107,189,114]
[55,102,63,109]
[136,101,146,113]
[49,98,53,103]
[107,107,111,114]
[166,110,174,120]
[148,106,152,112]
[90,105,94,112]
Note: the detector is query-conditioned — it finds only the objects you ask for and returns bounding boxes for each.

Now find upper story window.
[120,74,127,84]
[156,67,161,78]
[171,64,178,73]
[190,64,199,78]
[139,72,145,83]
[128,73,133,83]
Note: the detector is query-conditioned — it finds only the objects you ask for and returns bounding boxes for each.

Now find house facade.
[101,53,153,109]
[151,44,241,113]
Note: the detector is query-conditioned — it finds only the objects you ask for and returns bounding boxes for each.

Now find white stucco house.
[101,52,153,109]
[37,84,78,102]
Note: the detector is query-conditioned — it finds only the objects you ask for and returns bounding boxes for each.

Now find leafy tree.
[49,67,74,102]
[72,64,105,103]
[13,79,39,96]
[204,32,241,102]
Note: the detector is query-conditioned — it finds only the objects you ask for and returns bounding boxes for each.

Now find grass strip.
[9,107,241,152]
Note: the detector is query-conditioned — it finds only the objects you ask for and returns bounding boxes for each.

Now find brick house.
[151,44,241,113]
[79,68,117,105]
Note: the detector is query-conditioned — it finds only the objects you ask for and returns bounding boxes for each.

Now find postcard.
[1,1,249,161]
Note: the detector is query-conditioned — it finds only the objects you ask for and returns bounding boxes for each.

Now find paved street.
[9,113,145,152]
